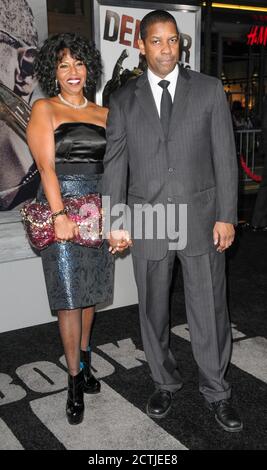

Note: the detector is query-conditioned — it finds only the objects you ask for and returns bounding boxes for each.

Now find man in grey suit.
[102,10,242,432]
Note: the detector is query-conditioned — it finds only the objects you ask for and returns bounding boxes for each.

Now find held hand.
[213,222,235,253]
[107,230,133,254]
[54,214,79,242]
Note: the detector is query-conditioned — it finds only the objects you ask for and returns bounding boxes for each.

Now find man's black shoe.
[206,399,243,433]
[146,390,173,419]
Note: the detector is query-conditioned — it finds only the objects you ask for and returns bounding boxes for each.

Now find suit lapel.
[168,65,191,138]
[135,71,165,142]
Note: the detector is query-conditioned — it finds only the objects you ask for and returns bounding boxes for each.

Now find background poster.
[0,0,47,212]
[94,1,201,104]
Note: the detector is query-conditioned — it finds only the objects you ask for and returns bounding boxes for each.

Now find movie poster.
[93,1,201,105]
[0,0,47,212]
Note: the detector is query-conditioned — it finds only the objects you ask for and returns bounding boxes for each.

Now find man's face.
[14,47,37,96]
[138,21,179,78]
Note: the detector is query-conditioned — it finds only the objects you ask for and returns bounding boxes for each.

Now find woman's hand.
[54,214,79,242]
[107,230,132,254]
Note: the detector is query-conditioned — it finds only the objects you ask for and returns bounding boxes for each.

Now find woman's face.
[56,48,87,95]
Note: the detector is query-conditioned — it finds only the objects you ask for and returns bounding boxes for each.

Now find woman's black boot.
[80,348,101,394]
[66,370,84,425]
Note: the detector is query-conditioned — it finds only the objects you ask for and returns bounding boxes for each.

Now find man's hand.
[107,230,133,254]
[213,222,235,253]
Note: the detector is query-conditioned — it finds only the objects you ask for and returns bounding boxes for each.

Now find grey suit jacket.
[102,66,238,260]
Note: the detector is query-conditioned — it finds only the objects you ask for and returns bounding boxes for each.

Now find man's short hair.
[140,10,179,41]
[0,0,37,47]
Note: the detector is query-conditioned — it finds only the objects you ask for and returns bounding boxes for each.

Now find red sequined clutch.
[20,194,103,250]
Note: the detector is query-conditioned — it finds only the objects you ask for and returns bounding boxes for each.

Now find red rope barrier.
[239,155,262,182]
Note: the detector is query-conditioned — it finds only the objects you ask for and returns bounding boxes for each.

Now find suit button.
[168,167,174,173]
[167,197,173,202]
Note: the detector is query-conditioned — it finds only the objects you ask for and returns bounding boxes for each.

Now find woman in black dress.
[27,33,124,425]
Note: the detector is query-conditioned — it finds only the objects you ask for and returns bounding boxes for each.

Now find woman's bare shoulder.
[29,98,55,129]
[31,98,53,110]
[31,98,57,121]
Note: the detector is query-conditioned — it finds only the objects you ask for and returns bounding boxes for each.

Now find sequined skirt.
[37,174,114,311]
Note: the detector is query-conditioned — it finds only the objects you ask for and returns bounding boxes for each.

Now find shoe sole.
[215,415,243,433]
[146,403,172,419]
[84,388,101,394]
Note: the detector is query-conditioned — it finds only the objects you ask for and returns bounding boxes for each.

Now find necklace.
[58,93,88,109]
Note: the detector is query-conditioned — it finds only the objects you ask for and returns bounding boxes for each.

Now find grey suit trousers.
[132,249,232,403]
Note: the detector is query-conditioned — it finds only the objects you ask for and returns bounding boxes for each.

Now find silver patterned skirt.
[37,174,114,311]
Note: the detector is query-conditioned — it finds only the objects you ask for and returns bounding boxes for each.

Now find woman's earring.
[83,82,89,96]
[55,79,60,93]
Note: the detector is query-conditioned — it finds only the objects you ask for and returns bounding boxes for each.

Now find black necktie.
[158,79,172,137]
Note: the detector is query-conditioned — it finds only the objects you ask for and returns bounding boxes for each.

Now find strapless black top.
[54,122,106,175]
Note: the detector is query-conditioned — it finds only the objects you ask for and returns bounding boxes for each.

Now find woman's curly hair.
[34,33,102,96]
